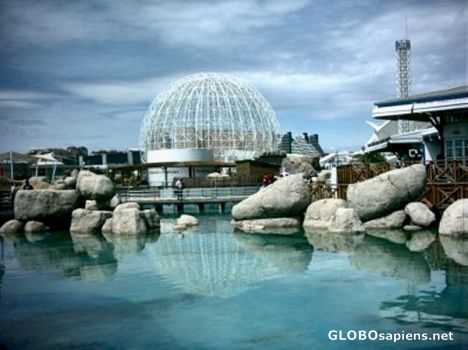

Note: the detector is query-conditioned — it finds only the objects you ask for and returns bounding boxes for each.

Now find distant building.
[79,149,142,168]
[29,146,88,165]
[279,132,325,158]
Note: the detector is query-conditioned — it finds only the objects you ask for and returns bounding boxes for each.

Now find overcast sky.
[0,0,466,153]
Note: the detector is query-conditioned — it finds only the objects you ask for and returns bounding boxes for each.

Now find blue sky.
[0,0,466,153]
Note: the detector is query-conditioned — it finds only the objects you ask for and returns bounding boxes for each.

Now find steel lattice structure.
[139,73,280,161]
[395,39,413,133]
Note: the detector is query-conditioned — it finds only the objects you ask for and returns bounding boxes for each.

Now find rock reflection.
[148,231,313,298]
[440,235,468,267]
[304,229,364,253]
[349,235,431,284]
[102,231,159,257]
[365,229,408,245]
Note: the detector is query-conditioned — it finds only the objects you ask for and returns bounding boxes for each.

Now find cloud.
[0,90,63,110]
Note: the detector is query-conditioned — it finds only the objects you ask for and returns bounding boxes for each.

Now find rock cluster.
[0,170,159,237]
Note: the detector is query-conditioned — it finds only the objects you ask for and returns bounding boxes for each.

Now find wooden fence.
[311,161,468,211]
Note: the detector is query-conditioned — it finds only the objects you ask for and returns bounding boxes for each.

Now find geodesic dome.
[139,73,280,161]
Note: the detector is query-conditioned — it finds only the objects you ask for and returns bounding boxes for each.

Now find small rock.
[303,198,347,229]
[405,202,436,227]
[64,176,77,189]
[329,208,365,233]
[0,219,24,235]
[85,200,99,211]
[403,225,423,232]
[24,221,49,233]
[364,210,407,229]
[176,214,199,227]
[112,204,147,235]
[77,170,115,200]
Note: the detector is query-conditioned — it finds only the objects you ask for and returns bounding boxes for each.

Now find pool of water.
[0,215,466,349]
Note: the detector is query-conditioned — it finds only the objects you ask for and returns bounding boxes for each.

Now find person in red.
[262,173,271,187]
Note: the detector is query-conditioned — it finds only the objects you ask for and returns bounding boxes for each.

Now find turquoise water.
[0,215,466,349]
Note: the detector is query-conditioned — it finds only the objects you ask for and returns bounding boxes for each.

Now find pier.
[116,186,260,212]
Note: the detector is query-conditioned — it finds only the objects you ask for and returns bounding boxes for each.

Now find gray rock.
[347,164,427,221]
[440,235,468,266]
[303,198,347,229]
[439,199,468,237]
[232,174,311,220]
[29,177,51,189]
[70,209,112,234]
[70,169,79,178]
[405,202,436,227]
[403,225,423,232]
[85,200,99,211]
[14,189,80,222]
[366,229,408,245]
[406,231,436,252]
[77,170,115,200]
[0,219,24,235]
[24,220,49,233]
[363,210,407,229]
[101,218,113,234]
[109,194,121,209]
[141,209,160,229]
[111,205,148,235]
[282,158,317,177]
[329,208,365,233]
[64,176,77,189]
[233,217,301,235]
[174,214,199,230]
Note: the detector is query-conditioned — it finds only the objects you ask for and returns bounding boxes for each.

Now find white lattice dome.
[139,73,280,161]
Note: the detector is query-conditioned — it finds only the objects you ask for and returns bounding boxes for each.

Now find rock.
[303,198,347,229]
[70,169,79,178]
[111,203,147,235]
[232,217,301,235]
[366,229,408,245]
[405,202,436,227]
[403,225,423,232]
[29,177,51,189]
[141,209,160,230]
[440,235,468,266]
[329,208,365,233]
[109,194,121,209]
[347,164,427,221]
[406,231,436,252]
[70,209,112,235]
[101,218,113,234]
[53,183,67,190]
[24,220,49,233]
[64,176,77,189]
[77,170,115,200]
[363,210,407,230]
[14,189,80,223]
[232,174,311,220]
[439,199,468,237]
[176,214,199,226]
[0,219,24,235]
[282,158,317,177]
[85,200,99,211]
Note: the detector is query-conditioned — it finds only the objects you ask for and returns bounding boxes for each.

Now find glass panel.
[445,140,453,159]
[455,140,462,147]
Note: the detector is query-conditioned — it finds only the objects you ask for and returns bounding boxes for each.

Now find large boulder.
[77,170,115,200]
[24,221,49,233]
[70,209,112,235]
[14,189,80,223]
[439,199,468,237]
[111,203,147,235]
[329,208,365,234]
[405,202,435,227]
[0,219,24,235]
[347,164,426,221]
[363,210,407,230]
[233,217,301,235]
[232,174,311,220]
[303,198,347,229]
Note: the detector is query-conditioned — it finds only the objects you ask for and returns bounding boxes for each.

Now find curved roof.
[139,73,280,161]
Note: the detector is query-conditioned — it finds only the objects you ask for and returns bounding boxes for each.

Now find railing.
[0,191,12,210]
[116,186,261,203]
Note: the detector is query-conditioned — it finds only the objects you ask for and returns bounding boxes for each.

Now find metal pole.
[9,152,14,181]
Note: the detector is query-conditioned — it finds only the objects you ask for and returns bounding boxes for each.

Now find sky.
[0,0,466,154]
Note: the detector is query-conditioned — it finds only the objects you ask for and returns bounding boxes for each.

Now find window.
[445,139,468,160]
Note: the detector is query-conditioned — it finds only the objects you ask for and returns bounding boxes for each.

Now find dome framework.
[139,73,280,161]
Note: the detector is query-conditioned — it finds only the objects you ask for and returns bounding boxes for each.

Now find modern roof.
[373,85,468,121]
[375,85,468,107]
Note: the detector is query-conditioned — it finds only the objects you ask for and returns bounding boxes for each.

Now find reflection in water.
[349,235,431,284]
[148,231,313,298]
[365,229,408,245]
[380,263,468,334]
[440,235,468,267]
[0,236,4,298]
[304,229,364,253]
